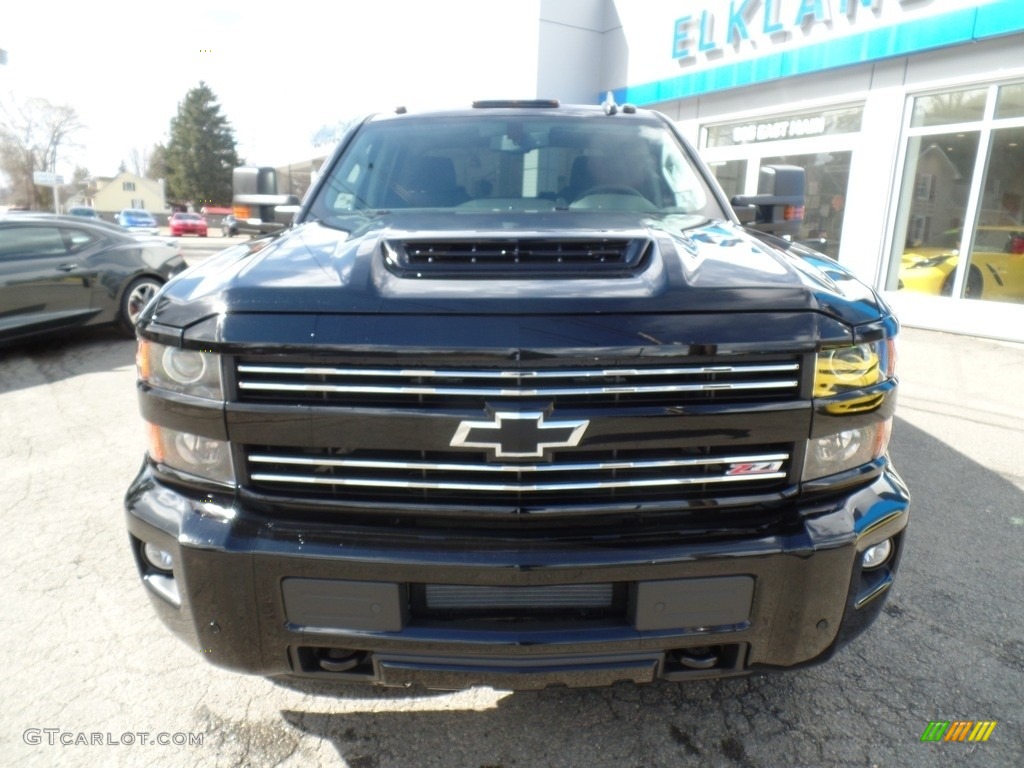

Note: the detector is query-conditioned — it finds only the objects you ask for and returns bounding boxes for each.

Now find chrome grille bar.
[247,452,789,493]
[239,381,797,396]
[249,452,789,474]
[236,362,801,397]
[238,364,799,378]
[246,472,787,493]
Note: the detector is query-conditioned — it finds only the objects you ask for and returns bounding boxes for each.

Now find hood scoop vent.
[383,237,651,279]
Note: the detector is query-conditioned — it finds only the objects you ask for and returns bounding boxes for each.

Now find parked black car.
[0,213,187,344]
[126,101,908,690]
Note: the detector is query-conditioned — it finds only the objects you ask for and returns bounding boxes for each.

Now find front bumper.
[125,463,909,690]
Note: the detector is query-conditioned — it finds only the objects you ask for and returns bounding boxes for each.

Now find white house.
[92,172,167,217]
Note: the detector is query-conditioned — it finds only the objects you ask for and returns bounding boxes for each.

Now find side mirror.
[274,196,302,227]
[731,165,805,237]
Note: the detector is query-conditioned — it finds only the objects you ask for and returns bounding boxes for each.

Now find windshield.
[123,211,154,223]
[310,114,723,226]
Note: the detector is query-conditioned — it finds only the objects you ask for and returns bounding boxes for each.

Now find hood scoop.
[382,237,651,279]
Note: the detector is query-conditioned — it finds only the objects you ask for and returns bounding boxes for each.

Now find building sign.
[732,115,826,143]
[674,0,919,63]
[705,106,864,147]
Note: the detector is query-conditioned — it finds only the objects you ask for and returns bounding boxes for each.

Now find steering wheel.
[577,185,646,199]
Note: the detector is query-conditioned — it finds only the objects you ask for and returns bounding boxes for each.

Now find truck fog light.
[802,418,892,482]
[862,539,893,569]
[148,425,235,485]
[143,542,174,572]
[174,432,222,467]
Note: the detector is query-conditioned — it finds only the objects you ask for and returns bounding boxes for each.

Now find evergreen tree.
[165,82,240,207]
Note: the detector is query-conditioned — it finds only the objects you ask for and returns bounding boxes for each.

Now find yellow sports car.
[899,226,1024,300]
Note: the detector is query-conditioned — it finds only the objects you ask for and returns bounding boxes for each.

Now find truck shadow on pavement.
[258,417,1023,768]
[277,675,782,768]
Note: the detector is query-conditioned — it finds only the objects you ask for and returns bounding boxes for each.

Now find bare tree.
[147,143,168,182]
[129,145,150,177]
[311,117,359,149]
[62,165,92,203]
[0,94,83,208]
[71,165,90,187]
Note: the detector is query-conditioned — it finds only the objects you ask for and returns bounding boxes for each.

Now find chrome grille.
[244,447,791,508]
[236,361,802,407]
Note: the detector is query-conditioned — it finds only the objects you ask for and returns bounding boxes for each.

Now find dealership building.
[534,0,1024,342]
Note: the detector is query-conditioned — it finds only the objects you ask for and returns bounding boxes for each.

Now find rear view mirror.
[731,165,805,237]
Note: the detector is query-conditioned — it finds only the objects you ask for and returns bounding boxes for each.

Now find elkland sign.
[673,0,921,63]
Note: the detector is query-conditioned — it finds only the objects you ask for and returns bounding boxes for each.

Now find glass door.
[885,83,1024,306]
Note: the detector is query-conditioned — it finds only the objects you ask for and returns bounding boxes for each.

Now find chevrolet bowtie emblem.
[449,411,589,459]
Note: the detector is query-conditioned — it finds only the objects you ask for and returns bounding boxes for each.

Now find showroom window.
[703,105,863,261]
[886,82,1024,305]
[759,151,852,260]
[707,159,746,199]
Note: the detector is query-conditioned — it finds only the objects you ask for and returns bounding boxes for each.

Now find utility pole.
[1,50,7,207]
[53,160,61,214]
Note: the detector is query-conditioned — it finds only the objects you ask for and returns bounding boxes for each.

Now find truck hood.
[145,213,888,331]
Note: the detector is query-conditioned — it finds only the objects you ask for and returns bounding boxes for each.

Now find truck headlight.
[802,418,892,482]
[148,425,235,485]
[813,340,895,398]
[137,340,223,400]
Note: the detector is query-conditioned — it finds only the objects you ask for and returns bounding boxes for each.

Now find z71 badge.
[726,461,785,476]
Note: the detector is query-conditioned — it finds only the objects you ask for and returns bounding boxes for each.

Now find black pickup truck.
[125,100,909,690]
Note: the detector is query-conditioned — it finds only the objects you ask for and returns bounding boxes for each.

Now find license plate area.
[374,653,661,690]
[410,582,628,623]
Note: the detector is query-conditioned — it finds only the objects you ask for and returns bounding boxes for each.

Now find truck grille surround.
[234,357,804,517]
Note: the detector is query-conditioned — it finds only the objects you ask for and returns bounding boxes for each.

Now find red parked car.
[169,212,208,237]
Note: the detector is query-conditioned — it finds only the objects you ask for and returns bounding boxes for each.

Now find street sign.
[32,171,65,213]
[32,171,65,186]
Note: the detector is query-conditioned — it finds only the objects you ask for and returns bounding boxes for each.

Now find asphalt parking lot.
[1,312,1021,766]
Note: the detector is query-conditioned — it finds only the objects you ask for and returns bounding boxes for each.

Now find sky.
[1,0,542,179]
